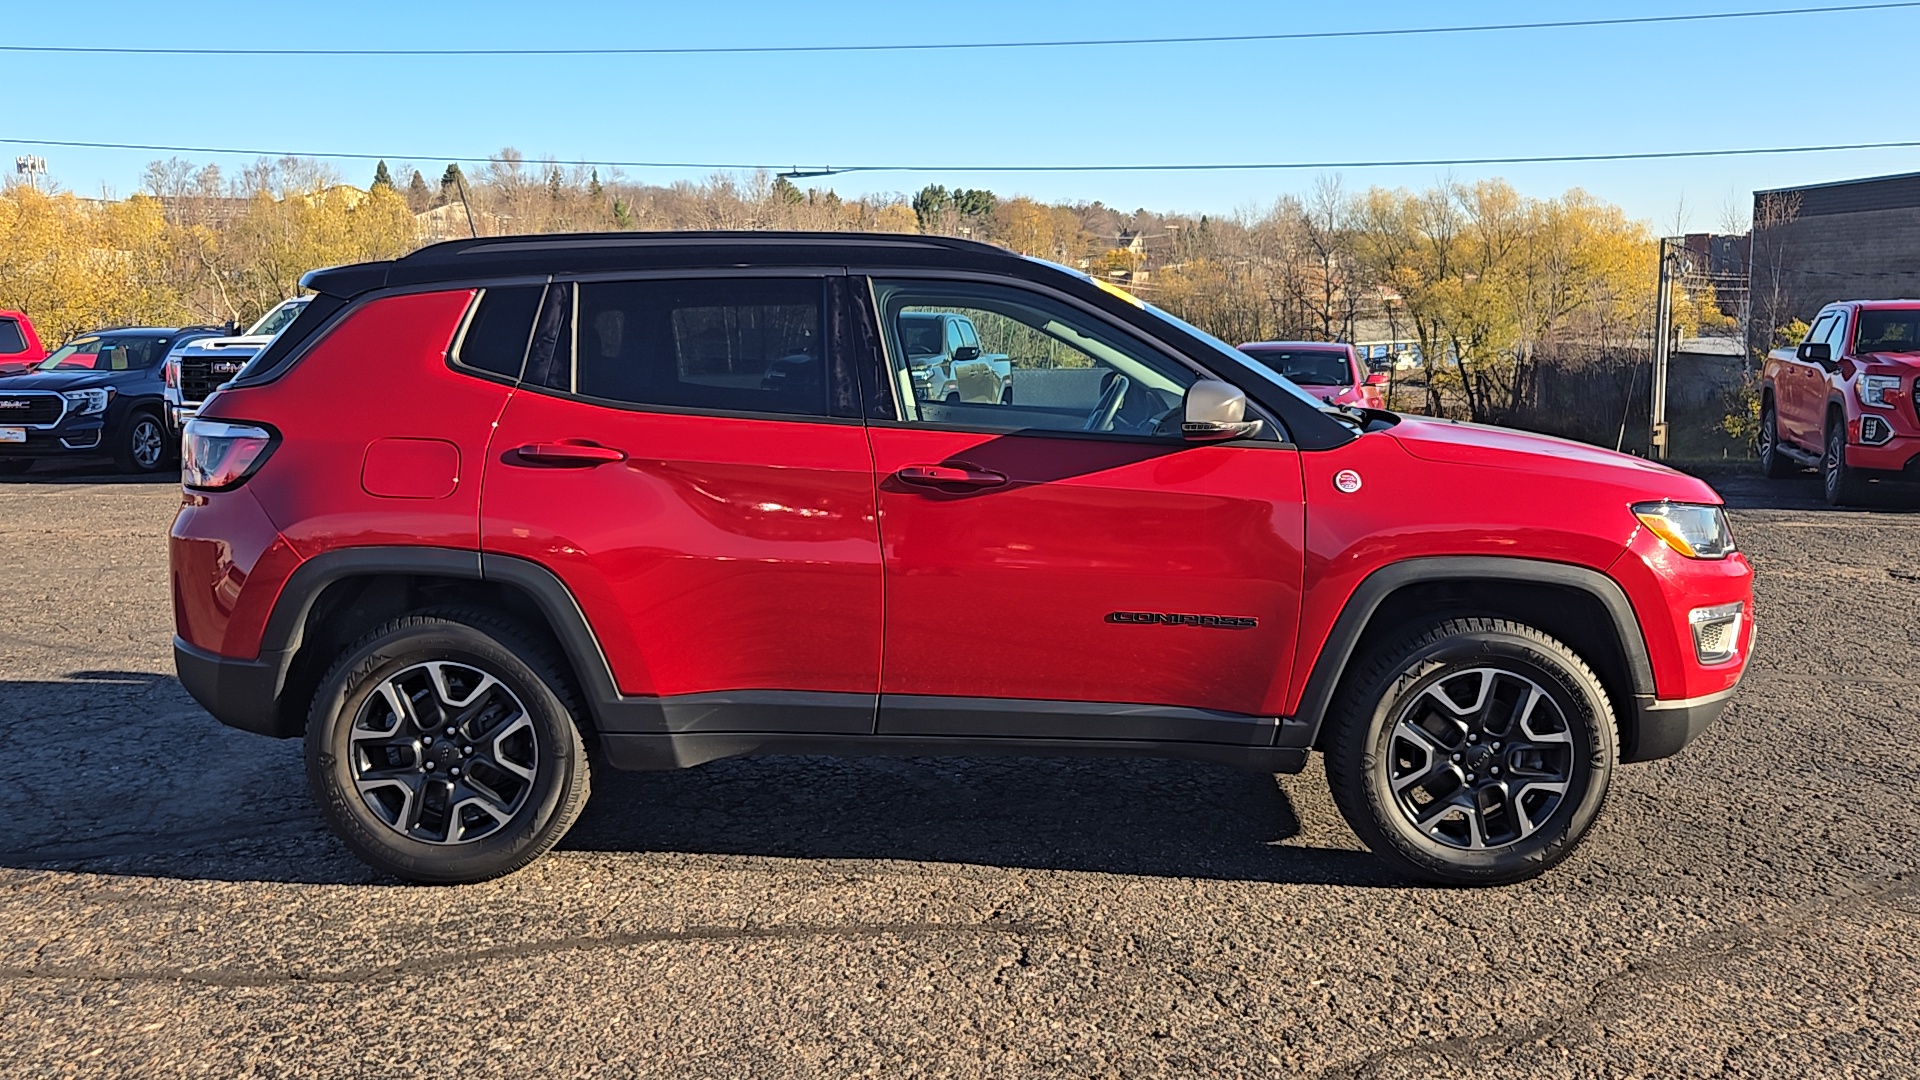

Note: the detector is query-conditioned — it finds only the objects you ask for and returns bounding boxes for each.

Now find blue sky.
[10,0,1920,229]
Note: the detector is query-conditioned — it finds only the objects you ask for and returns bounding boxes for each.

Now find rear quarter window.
[452,286,545,381]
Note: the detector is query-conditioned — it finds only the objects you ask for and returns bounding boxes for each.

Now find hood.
[1859,349,1920,368]
[176,335,271,354]
[0,367,148,392]
[1386,414,1721,501]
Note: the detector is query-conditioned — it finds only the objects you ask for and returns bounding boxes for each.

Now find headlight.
[1633,501,1735,560]
[61,388,112,416]
[182,419,277,491]
[1859,374,1902,409]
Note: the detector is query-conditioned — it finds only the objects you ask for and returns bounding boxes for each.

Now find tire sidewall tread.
[305,607,591,884]
[1324,616,1619,886]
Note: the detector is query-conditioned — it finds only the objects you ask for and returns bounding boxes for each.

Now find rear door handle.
[514,441,627,466]
[894,463,1009,489]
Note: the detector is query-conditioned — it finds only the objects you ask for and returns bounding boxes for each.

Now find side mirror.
[1182,380,1265,442]
[1366,371,1389,386]
[1797,341,1833,366]
[951,344,981,363]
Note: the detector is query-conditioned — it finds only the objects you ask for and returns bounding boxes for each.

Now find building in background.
[1749,171,1920,346]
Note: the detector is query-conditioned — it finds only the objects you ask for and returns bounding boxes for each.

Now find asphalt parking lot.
[1,462,1916,1078]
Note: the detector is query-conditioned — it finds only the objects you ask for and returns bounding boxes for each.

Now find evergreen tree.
[439,163,466,198]
[772,176,805,206]
[588,169,603,199]
[406,170,431,212]
[371,160,394,190]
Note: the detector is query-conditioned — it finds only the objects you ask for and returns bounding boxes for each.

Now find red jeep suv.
[170,233,1753,886]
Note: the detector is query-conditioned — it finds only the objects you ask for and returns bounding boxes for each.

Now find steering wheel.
[1084,374,1130,432]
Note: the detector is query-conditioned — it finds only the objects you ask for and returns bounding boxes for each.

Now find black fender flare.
[1285,557,1657,753]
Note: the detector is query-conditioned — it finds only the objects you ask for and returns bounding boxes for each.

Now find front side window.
[1819,310,1851,355]
[522,278,830,418]
[0,318,25,354]
[874,278,1204,437]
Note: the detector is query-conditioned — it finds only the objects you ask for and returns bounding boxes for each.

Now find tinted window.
[1855,309,1920,353]
[1819,311,1850,354]
[454,286,544,380]
[1240,347,1352,387]
[899,314,943,358]
[0,318,24,354]
[569,279,827,417]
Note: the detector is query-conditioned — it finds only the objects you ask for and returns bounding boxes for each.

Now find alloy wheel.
[1385,667,1574,850]
[131,418,165,469]
[349,660,539,845]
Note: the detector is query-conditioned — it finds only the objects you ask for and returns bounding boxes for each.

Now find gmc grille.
[0,392,64,425]
[178,355,253,401]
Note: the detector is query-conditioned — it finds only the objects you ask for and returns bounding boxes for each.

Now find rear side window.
[546,278,828,417]
[453,286,544,380]
[0,318,24,354]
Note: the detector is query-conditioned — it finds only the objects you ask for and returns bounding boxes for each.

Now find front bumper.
[0,418,107,457]
[1627,686,1737,762]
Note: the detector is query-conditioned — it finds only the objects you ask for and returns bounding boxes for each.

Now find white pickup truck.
[164,296,310,433]
[900,311,1014,404]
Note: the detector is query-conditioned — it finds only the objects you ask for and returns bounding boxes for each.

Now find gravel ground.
[1,462,1916,1078]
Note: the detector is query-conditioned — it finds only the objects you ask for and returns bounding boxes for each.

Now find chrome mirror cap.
[1183,379,1265,442]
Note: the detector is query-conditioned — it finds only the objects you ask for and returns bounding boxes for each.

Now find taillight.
[182,419,277,491]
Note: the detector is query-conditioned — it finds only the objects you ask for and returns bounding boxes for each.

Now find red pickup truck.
[0,310,46,376]
[1759,300,1920,505]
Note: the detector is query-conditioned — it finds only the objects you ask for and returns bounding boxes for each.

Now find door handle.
[514,441,627,466]
[894,463,1008,489]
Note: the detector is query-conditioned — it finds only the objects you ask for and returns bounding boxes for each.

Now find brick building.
[1749,170,1920,341]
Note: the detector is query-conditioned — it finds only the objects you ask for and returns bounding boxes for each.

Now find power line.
[5,136,1919,175]
[2,3,1916,56]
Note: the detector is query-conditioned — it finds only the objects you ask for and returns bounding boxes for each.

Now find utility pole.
[1650,237,1676,459]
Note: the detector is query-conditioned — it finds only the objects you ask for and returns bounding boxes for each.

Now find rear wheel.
[1325,618,1617,886]
[112,411,168,474]
[1823,419,1869,507]
[305,609,591,883]
[1757,400,1795,478]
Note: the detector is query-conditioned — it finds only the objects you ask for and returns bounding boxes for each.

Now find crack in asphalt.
[1316,873,1918,1079]
[0,919,1049,989]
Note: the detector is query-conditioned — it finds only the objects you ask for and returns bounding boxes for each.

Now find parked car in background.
[900,310,1013,403]
[0,310,46,376]
[172,232,1750,888]
[1238,341,1387,409]
[0,326,225,475]
[1758,299,1920,505]
[165,296,310,433]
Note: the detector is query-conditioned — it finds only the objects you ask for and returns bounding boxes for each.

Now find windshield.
[1855,309,1920,353]
[1239,347,1352,386]
[37,336,166,371]
[246,298,308,338]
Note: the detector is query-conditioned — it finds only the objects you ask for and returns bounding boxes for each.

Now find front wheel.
[305,609,591,883]
[1324,618,1617,886]
[1823,421,1869,506]
[112,412,169,474]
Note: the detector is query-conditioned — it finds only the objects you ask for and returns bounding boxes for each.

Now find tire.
[112,411,169,474]
[1757,400,1795,479]
[1001,386,1014,405]
[1324,617,1618,886]
[0,460,32,476]
[1823,419,1869,507]
[305,608,591,884]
